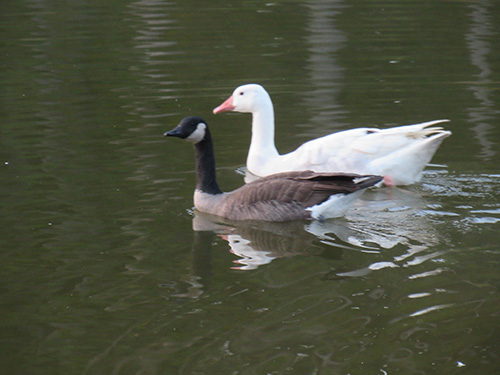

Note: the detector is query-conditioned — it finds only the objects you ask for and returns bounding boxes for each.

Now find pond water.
[2,0,500,374]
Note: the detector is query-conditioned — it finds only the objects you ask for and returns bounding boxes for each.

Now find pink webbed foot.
[383,175,396,187]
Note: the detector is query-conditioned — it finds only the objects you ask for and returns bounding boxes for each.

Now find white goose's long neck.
[248,101,279,169]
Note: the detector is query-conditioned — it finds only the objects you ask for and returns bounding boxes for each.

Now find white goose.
[213,84,451,186]
[165,116,383,222]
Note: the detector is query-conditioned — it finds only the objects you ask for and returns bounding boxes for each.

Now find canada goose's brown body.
[165,117,383,222]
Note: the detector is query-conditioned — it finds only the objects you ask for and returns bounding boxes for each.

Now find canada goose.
[164,116,382,222]
[213,84,451,186]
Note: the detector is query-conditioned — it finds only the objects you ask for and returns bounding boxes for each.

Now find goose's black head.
[164,116,208,144]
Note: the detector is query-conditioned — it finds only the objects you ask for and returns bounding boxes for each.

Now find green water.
[2,1,500,374]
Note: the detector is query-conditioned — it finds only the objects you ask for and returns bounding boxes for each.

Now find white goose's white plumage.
[213,84,451,186]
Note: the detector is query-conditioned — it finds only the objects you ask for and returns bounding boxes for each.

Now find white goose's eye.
[239,91,244,96]
[186,122,207,143]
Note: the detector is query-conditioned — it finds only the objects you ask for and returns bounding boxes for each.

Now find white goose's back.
[250,120,450,185]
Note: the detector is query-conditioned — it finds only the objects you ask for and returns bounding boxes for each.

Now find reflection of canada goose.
[165,116,382,222]
[192,212,341,271]
[213,84,451,186]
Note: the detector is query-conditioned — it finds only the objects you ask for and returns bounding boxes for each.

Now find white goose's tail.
[371,120,452,185]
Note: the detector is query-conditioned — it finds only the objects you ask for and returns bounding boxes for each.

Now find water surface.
[1,1,500,374]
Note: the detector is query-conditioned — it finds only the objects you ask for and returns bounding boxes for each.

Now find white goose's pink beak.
[213,95,235,114]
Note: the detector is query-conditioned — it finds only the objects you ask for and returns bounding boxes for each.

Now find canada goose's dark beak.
[164,126,183,138]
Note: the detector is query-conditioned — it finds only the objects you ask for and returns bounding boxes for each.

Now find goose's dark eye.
[239,92,244,96]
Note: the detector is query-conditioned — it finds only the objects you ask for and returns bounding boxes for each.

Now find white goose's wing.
[275,120,450,185]
[277,127,374,170]
[348,120,450,155]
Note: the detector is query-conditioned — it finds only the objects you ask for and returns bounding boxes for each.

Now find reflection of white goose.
[224,235,274,271]
[306,188,436,251]
[213,84,451,186]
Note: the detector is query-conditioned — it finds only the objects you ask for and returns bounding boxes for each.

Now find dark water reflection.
[466,1,499,161]
[2,0,500,374]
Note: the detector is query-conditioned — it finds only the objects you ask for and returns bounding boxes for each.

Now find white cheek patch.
[186,123,206,143]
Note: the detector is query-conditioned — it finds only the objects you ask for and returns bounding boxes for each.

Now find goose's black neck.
[194,128,223,195]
